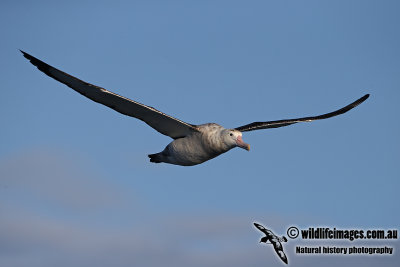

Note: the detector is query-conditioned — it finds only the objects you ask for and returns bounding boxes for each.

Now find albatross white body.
[149,124,249,166]
[21,50,369,166]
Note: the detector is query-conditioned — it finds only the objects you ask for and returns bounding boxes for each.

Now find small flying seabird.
[254,222,289,264]
[21,50,369,166]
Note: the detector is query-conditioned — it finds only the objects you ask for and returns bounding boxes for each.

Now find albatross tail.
[148,153,162,163]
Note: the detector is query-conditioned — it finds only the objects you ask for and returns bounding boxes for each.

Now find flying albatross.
[21,50,369,166]
[254,222,289,264]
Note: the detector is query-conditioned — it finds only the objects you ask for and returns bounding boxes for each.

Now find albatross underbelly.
[164,137,222,166]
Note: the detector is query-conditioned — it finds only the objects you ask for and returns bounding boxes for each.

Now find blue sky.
[0,1,399,266]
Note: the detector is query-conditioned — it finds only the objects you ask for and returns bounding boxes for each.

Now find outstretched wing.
[273,243,288,264]
[254,222,269,234]
[21,50,198,139]
[235,94,369,132]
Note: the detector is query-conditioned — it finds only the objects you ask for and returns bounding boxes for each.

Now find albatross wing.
[235,94,369,132]
[254,222,269,234]
[273,245,288,264]
[20,50,198,139]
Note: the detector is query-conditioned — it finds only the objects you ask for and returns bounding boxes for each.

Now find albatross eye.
[229,133,233,136]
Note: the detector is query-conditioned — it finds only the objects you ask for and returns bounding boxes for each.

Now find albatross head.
[223,129,250,151]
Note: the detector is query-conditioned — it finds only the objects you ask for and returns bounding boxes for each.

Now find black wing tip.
[20,49,37,63]
[347,93,370,110]
[20,50,51,74]
[254,222,265,231]
[357,93,370,104]
[20,49,32,59]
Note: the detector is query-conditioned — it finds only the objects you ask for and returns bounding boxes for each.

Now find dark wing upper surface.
[235,94,369,132]
[21,50,198,139]
[273,244,288,264]
[254,222,269,234]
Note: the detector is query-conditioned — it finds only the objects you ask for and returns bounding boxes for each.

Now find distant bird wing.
[235,94,369,132]
[20,50,198,139]
[254,222,269,235]
[273,242,288,264]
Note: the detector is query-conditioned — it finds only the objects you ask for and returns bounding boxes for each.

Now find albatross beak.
[236,136,250,151]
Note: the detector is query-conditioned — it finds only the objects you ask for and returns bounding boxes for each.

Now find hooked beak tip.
[236,136,250,151]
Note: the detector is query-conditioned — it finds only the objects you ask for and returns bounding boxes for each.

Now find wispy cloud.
[0,149,398,267]
[0,149,135,211]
